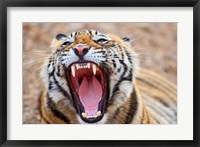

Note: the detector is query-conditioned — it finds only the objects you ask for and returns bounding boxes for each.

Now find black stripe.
[52,74,71,99]
[42,116,50,124]
[48,82,52,90]
[119,46,124,59]
[94,50,106,54]
[153,117,160,124]
[117,68,121,73]
[110,78,130,100]
[48,66,55,77]
[47,93,71,124]
[110,66,132,100]
[89,30,92,35]
[48,65,54,90]
[146,100,174,119]
[146,114,150,123]
[139,77,175,107]
[47,64,71,98]
[56,65,60,77]
[106,106,120,123]
[137,77,176,103]
[107,88,137,124]
[112,60,116,68]
[119,60,128,78]
[125,50,133,64]
[124,89,138,123]
[74,31,77,36]
[140,108,145,123]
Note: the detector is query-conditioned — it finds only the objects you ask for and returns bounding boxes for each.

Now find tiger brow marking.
[47,93,71,124]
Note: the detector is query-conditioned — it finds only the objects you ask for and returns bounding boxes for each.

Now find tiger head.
[41,30,138,123]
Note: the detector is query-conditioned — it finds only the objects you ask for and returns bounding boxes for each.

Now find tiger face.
[41,30,138,123]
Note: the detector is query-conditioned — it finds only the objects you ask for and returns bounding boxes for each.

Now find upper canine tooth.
[92,64,96,75]
[71,66,75,77]
[88,63,90,68]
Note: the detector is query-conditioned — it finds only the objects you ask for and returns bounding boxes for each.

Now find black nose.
[73,47,89,58]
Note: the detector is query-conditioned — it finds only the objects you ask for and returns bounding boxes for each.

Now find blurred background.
[23,23,177,124]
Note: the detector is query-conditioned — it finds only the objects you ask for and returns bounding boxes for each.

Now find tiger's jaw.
[66,62,108,123]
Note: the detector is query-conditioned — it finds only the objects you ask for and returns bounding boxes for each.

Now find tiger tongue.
[79,75,102,116]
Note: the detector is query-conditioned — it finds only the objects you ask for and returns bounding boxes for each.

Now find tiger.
[40,29,177,124]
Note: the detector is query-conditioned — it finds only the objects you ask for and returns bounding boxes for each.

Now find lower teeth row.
[81,111,101,118]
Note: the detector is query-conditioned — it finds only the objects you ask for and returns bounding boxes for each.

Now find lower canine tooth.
[82,113,87,118]
[96,111,101,117]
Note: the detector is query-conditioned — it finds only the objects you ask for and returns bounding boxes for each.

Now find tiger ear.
[122,37,130,42]
[50,33,67,49]
[55,34,67,40]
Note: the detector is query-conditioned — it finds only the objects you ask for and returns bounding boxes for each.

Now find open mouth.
[66,62,108,123]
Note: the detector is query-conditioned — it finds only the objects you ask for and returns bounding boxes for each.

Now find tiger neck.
[105,83,156,124]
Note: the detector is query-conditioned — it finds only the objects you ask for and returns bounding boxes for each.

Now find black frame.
[0,0,199,146]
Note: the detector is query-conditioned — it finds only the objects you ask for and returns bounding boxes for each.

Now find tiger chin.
[40,29,177,124]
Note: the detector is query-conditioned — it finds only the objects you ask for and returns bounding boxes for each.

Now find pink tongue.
[79,75,102,116]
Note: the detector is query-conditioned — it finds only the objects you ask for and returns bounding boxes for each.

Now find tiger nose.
[73,46,89,57]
